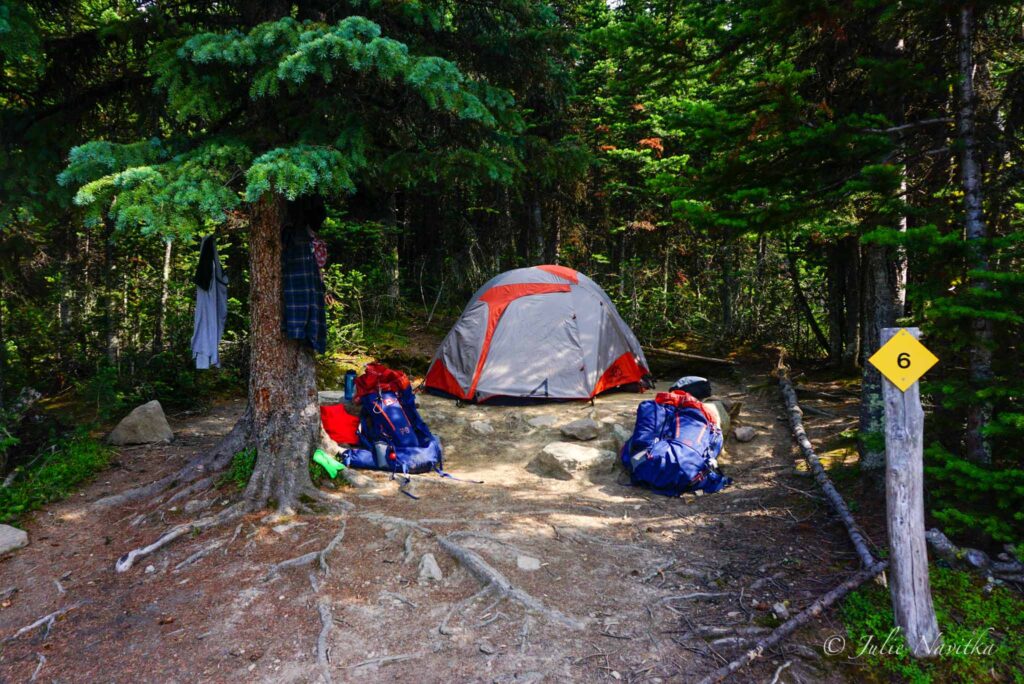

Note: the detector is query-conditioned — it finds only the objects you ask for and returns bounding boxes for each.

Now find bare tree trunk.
[958,4,994,465]
[154,239,172,352]
[859,242,898,473]
[719,241,735,336]
[242,195,320,512]
[786,250,830,355]
[842,236,861,371]
[827,243,845,365]
[102,221,119,365]
[881,328,940,658]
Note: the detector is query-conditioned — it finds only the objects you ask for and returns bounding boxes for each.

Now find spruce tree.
[59,8,517,518]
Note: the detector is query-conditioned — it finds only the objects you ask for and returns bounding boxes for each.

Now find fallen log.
[642,347,738,366]
[695,561,887,684]
[778,370,877,569]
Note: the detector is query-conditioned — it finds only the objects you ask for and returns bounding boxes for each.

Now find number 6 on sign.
[868,329,939,392]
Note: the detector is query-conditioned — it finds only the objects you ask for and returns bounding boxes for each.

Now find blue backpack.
[342,384,443,475]
[620,391,731,496]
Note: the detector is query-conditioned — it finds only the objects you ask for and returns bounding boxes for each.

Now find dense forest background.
[2,1,1022,547]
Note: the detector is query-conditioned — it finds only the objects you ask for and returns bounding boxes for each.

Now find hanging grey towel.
[191,235,228,369]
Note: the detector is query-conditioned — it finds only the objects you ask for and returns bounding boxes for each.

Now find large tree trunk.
[958,4,994,465]
[859,241,899,473]
[242,195,320,512]
[827,242,845,365]
[842,236,861,371]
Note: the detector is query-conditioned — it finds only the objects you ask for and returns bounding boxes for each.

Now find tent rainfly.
[425,265,649,402]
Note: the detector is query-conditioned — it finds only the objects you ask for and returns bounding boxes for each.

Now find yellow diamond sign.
[868,329,939,392]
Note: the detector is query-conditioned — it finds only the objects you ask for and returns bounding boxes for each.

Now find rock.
[418,553,443,582]
[516,555,541,571]
[527,414,558,428]
[0,524,28,555]
[317,391,346,405]
[478,640,497,655]
[772,602,789,620]
[560,418,601,441]
[527,442,616,480]
[470,421,495,435]
[504,412,529,432]
[733,426,757,442]
[611,424,632,452]
[107,400,173,445]
[145,565,156,574]
[702,400,730,437]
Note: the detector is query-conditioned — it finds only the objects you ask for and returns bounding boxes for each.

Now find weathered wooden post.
[879,327,940,657]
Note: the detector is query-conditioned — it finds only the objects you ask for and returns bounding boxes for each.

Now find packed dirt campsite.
[3,2,1024,684]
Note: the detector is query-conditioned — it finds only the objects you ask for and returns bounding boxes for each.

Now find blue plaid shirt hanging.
[281,226,327,353]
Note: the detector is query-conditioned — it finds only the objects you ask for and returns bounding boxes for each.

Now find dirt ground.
[0,365,874,683]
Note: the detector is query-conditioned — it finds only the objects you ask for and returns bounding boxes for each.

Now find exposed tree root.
[319,522,346,576]
[29,654,46,683]
[438,535,585,630]
[316,600,333,684]
[2,602,85,644]
[768,660,792,684]
[439,586,494,635]
[694,561,887,684]
[164,476,217,507]
[264,551,319,580]
[116,502,250,573]
[360,512,434,536]
[96,407,252,509]
[173,536,227,572]
[346,653,424,670]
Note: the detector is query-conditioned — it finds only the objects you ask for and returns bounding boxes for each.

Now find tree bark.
[958,4,994,465]
[859,242,898,473]
[242,195,320,512]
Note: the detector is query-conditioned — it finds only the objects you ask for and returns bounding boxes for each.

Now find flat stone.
[733,426,757,442]
[560,418,601,441]
[527,414,558,428]
[516,555,541,571]
[772,602,789,620]
[0,524,28,555]
[418,553,443,582]
[527,442,616,480]
[318,391,346,405]
[470,421,495,435]
[107,400,174,445]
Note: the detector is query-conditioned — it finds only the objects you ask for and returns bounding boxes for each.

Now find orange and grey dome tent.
[424,265,649,402]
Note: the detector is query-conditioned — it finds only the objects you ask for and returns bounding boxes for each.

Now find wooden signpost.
[869,327,940,658]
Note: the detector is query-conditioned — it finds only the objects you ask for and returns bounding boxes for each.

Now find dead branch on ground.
[2,602,85,644]
[695,561,886,684]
